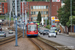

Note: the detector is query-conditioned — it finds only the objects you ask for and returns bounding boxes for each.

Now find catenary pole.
[15,0,18,46]
[22,0,24,38]
[49,0,52,29]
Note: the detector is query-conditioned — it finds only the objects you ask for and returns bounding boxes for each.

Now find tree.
[37,11,41,22]
[66,16,75,27]
[57,0,75,26]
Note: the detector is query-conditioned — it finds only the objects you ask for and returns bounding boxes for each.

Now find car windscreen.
[0,32,1,33]
[51,27,57,30]
[0,32,5,33]
[49,31,55,33]
[28,25,37,31]
[44,30,49,32]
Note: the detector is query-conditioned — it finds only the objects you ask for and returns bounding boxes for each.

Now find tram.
[26,22,38,37]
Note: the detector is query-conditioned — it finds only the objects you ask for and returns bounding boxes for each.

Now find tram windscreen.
[28,25,37,31]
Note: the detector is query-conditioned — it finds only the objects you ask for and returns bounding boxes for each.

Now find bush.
[45,25,50,29]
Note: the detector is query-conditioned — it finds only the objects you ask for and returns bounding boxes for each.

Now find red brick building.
[28,1,50,21]
[21,1,29,15]
[27,1,61,21]
[20,0,61,22]
[51,0,61,19]
[0,2,8,15]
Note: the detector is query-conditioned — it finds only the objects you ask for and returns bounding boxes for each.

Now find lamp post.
[70,0,72,32]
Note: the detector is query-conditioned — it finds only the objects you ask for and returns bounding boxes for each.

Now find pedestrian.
[59,29,61,33]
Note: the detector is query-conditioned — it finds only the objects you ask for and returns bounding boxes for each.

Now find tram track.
[0,27,23,46]
[29,37,57,50]
[0,33,22,46]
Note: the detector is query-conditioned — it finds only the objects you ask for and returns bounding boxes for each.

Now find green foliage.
[45,19,49,25]
[57,0,75,26]
[47,19,49,25]
[37,11,41,23]
[21,0,50,2]
[45,25,50,29]
[66,16,75,27]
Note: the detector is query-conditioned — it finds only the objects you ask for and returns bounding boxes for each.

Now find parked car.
[8,30,13,34]
[0,31,6,37]
[39,29,44,35]
[42,30,49,35]
[48,30,56,38]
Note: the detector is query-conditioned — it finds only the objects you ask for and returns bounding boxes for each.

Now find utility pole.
[49,0,52,29]
[9,11,11,28]
[22,0,24,38]
[70,0,72,32]
[15,0,18,46]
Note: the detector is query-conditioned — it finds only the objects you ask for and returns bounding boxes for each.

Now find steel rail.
[29,38,43,50]
[37,37,58,50]
[0,32,22,46]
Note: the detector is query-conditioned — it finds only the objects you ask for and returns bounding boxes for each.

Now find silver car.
[9,30,13,34]
[48,30,56,38]
[0,31,6,37]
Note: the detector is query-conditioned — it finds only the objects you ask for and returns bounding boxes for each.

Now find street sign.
[51,16,55,20]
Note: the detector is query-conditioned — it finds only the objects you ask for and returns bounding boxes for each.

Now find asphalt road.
[39,27,75,49]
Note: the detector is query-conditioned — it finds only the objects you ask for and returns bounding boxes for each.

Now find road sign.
[51,16,55,20]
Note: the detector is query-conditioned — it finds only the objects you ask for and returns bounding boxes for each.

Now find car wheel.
[56,33,57,35]
[5,35,6,37]
[55,36,56,38]
[48,36,50,37]
[40,33,42,35]
[43,34,45,35]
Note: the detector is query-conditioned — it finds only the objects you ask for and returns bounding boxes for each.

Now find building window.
[2,8,4,13]
[31,6,33,9]
[2,3,4,7]
[35,11,38,15]
[33,17,37,20]
[44,11,46,14]
[41,6,43,9]
[46,11,48,14]
[52,0,56,2]
[33,6,36,9]
[41,11,43,14]
[38,6,40,9]
[43,6,46,9]
[34,11,35,14]
[31,11,33,15]
[46,6,48,9]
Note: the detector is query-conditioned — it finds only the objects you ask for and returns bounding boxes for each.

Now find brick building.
[26,0,61,21]
[0,2,8,15]
[21,1,29,15]
[28,1,50,21]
